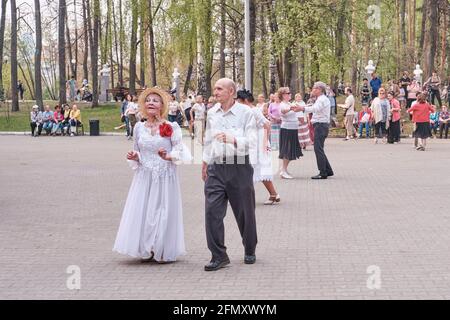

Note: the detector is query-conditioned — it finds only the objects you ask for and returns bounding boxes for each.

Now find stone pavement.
[1,135,450,300]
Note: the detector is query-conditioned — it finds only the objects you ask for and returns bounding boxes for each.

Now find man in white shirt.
[339,87,356,140]
[202,78,257,271]
[298,81,334,179]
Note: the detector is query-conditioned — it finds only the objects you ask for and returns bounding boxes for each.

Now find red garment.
[358,109,373,124]
[408,102,434,123]
[53,111,64,122]
[390,98,401,122]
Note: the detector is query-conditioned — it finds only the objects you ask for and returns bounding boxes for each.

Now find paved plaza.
[1,135,450,300]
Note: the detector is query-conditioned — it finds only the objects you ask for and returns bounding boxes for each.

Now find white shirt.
[202,102,257,164]
[125,102,139,115]
[192,103,206,120]
[280,102,299,130]
[304,94,331,124]
[344,94,355,115]
[294,100,306,119]
[168,102,179,116]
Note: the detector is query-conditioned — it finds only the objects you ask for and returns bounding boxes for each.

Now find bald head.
[214,78,237,107]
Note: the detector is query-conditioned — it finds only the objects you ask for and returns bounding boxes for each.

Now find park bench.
[107,88,146,102]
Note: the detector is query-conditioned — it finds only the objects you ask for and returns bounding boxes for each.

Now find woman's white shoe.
[280,172,293,179]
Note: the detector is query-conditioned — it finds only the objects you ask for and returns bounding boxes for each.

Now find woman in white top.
[125,95,139,139]
[237,89,280,205]
[278,87,303,179]
[167,94,185,126]
[190,95,206,144]
[113,87,191,263]
[294,93,311,149]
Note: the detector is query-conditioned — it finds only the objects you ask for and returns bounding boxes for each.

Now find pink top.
[53,111,64,122]
[390,98,401,122]
[268,103,281,123]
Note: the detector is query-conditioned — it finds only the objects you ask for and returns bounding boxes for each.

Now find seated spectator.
[42,105,54,135]
[51,105,64,136]
[69,104,82,136]
[358,103,372,138]
[438,105,449,139]
[429,109,440,137]
[61,104,71,135]
[30,105,43,137]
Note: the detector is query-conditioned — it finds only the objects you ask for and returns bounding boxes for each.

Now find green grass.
[0,101,123,133]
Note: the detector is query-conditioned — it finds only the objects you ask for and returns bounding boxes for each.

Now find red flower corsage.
[159,122,173,138]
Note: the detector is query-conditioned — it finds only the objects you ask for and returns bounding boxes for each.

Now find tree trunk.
[439,0,447,76]
[119,0,124,86]
[298,46,305,97]
[82,0,89,82]
[10,0,19,111]
[0,0,7,101]
[183,62,193,96]
[112,0,120,88]
[91,0,100,107]
[422,0,438,79]
[249,0,256,92]
[408,0,417,63]
[73,0,78,79]
[219,0,226,78]
[18,63,35,100]
[59,0,67,105]
[419,0,428,63]
[148,0,157,87]
[129,0,138,94]
[350,0,358,94]
[139,1,146,88]
[334,0,347,90]
[65,8,74,78]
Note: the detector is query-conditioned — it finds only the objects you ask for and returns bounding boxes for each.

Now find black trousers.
[30,122,42,136]
[388,120,401,143]
[430,89,442,107]
[313,123,333,177]
[204,158,256,261]
[439,122,449,138]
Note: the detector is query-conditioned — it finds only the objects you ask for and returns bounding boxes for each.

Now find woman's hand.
[158,148,172,161]
[127,151,139,161]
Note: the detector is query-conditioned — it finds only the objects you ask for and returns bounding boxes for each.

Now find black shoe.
[311,174,327,180]
[327,172,334,177]
[244,254,256,264]
[204,258,230,271]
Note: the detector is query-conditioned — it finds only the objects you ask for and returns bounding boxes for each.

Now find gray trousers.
[204,159,257,261]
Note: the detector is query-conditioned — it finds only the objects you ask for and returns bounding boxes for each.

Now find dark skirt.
[387,120,401,143]
[414,122,432,139]
[279,128,303,160]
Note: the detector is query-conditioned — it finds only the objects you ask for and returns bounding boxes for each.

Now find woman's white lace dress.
[113,121,191,261]
[251,107,273,182]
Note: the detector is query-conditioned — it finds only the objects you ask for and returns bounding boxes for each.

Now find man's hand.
[214,132,236,145]
[202,162,208,182]
[290,105,302,112]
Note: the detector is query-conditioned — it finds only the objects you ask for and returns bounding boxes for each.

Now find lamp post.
[244,0,251,91]
[172,67,181,101]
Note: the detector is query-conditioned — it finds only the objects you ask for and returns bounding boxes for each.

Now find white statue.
[365,60,376,76]
[413,64,423,84]
[100,64,110,77]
